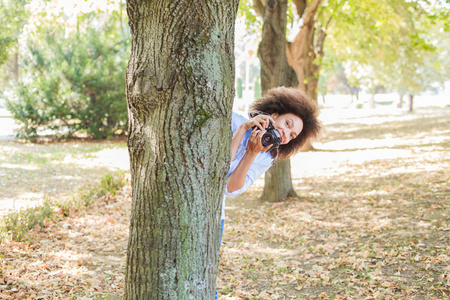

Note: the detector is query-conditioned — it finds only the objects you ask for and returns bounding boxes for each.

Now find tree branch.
[292,0,307,17]
[324,14,332,30]
[253,0,265,18]
[303,0,322,27]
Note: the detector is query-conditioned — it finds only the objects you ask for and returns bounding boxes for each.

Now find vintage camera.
[248,111,282,148]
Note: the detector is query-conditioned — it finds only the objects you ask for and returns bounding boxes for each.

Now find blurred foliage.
[0,0,29,66]
[238,0,262,33]
[2,1,129,139]
[318,62,356,96]
[238,0,450,96]
[323,0,450,95]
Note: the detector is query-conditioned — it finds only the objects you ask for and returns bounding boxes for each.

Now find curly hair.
[249,86,321,160]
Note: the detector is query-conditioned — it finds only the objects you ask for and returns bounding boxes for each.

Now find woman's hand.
[231,114,275,161]
[240,114,275,132]
[246,129,272,154]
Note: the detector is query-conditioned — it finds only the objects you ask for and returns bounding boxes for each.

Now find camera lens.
[264,136,271,142]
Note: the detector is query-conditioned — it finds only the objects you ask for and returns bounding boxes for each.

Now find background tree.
[286,0,325,101]
[252,0,299,202]
[251,0,330,102]
[125,0,239,298]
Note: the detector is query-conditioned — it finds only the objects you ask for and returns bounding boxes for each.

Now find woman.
[216,86,321,298]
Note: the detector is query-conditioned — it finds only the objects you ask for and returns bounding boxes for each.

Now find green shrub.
[98,171,127,197]
[5,11,129,139]
[2,197,56,241]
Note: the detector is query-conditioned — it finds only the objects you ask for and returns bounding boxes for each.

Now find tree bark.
[287,0,329,151]
[258,0,299,202]
[409,94,414,112]
[286,0,323,101]
[125,1,239,299]
[258,0,298,92]
[11,46,19,81]
[261,159,297,201]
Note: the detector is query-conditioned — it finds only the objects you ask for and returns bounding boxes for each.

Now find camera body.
[248,111,282,149]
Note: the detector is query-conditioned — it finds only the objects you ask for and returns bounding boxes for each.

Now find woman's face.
[271,113,303,145]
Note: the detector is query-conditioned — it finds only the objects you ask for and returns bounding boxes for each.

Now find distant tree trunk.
[261,159,297,201]
[11,45,19,81]
[125,1,239,299]
[286,0,325,102]
[256,0,298,92]
[288,0,332,153]
[256,0,299,202]
[5,51,19,82]
[370,92,376,108]
[408,94,414,112]
[398,92,404,108]
[288,2,328,152]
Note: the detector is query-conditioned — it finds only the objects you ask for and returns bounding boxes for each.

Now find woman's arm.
[227,129,271,193]
[227,151,258,193]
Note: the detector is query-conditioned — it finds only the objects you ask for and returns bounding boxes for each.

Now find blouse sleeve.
[224,157,272,197]
[231,112,247,134]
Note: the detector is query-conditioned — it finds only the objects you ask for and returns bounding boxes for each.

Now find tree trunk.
[125,1,239,299]
[13,49,19,81]
[370,92,376,108]
[261,159,297,201]
[397,93,404,108]
[286,0,323,101]
[287,1,330,151]
[257,0,299,202]
[409,94,414,112]
[257,0,298,91]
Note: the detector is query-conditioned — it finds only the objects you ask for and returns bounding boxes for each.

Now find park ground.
[0,106,449,299]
